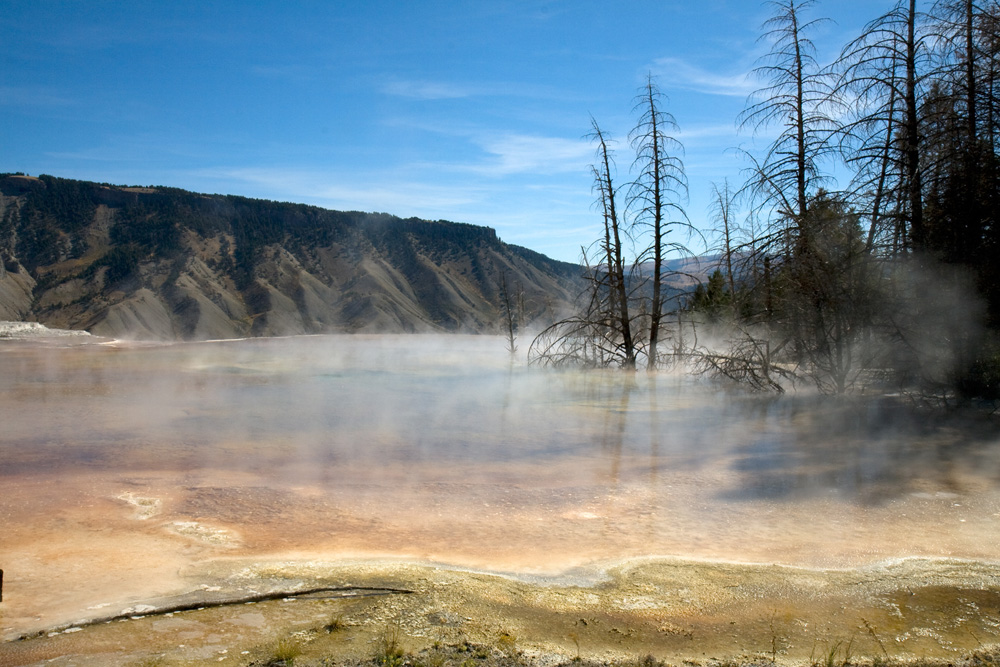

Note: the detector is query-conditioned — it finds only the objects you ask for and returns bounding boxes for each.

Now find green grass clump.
[324,613,347,634]
[374,624,405,667]
[248,637,302,666]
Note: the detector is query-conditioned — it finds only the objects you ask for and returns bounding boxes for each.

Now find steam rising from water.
[1,334,999,637]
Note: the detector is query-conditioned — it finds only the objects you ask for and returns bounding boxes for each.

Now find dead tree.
[628,76,691,369]
[498,270,522,355]
[529,123,639,369]
[832,1,928,255]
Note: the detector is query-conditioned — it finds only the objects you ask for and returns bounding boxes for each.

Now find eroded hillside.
[0,174,583,340]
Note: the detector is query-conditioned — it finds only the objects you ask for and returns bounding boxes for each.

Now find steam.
[3,333,1000,640]
[676,253,992,398]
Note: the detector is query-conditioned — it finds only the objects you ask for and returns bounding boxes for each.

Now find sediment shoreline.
[3,556,999,666]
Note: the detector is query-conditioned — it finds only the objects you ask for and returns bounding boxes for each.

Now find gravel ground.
[3,557,999,667]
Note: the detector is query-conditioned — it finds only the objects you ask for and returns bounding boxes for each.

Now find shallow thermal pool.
[1,333,999,647]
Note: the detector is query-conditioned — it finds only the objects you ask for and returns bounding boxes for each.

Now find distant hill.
[0,174,584,340]
[636,254,725,289]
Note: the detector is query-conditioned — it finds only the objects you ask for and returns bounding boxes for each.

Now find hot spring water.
[1,334,999,643]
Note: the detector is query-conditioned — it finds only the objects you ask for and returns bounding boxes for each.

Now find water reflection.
[6,346,987,497]
[720,393,1000,504]
[1,334,999,571]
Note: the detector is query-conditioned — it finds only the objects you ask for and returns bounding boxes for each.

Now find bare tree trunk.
[646,85,665,370]
[867,76,899,253]
[628,77,688,370]
[498,271,518,355]
[966,0,977,150]
[906,0,925,248]
[593,121,635,368]
[791,1,809,227]
[711,180,737,296]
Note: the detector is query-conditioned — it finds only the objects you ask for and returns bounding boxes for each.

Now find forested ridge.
[0,174,582,340]
[532,0,1000,402]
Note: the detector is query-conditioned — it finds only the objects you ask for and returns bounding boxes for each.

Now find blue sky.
[2,1,885,263]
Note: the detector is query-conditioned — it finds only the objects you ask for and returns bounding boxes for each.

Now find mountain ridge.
[0,174,584,340]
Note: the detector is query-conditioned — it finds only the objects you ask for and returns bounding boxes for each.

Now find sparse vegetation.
[247,637,303,667]
[374,624,405,667]
[271,643,1000,667]
[129,657,166,667]
[325,614,348,634]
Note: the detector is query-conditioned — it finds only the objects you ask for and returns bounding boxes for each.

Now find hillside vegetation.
[0,174,582,340]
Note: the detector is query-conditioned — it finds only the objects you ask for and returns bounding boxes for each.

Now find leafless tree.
[709,179,739,297]
[832,0,929,255]
[628,76,692,369]
[529,121,639,369]
[498,270,523,356]
[738,0,836,244]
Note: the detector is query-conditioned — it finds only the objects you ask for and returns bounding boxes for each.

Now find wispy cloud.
[359,121,594,178]
[472,133,592,177]
[650,57,755,98]
[381,78,574,102]
[0,85,75,107]
[381,80,475,100]
[206,167,485,214]
[676,123,738,142]
[208,132,592,207]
